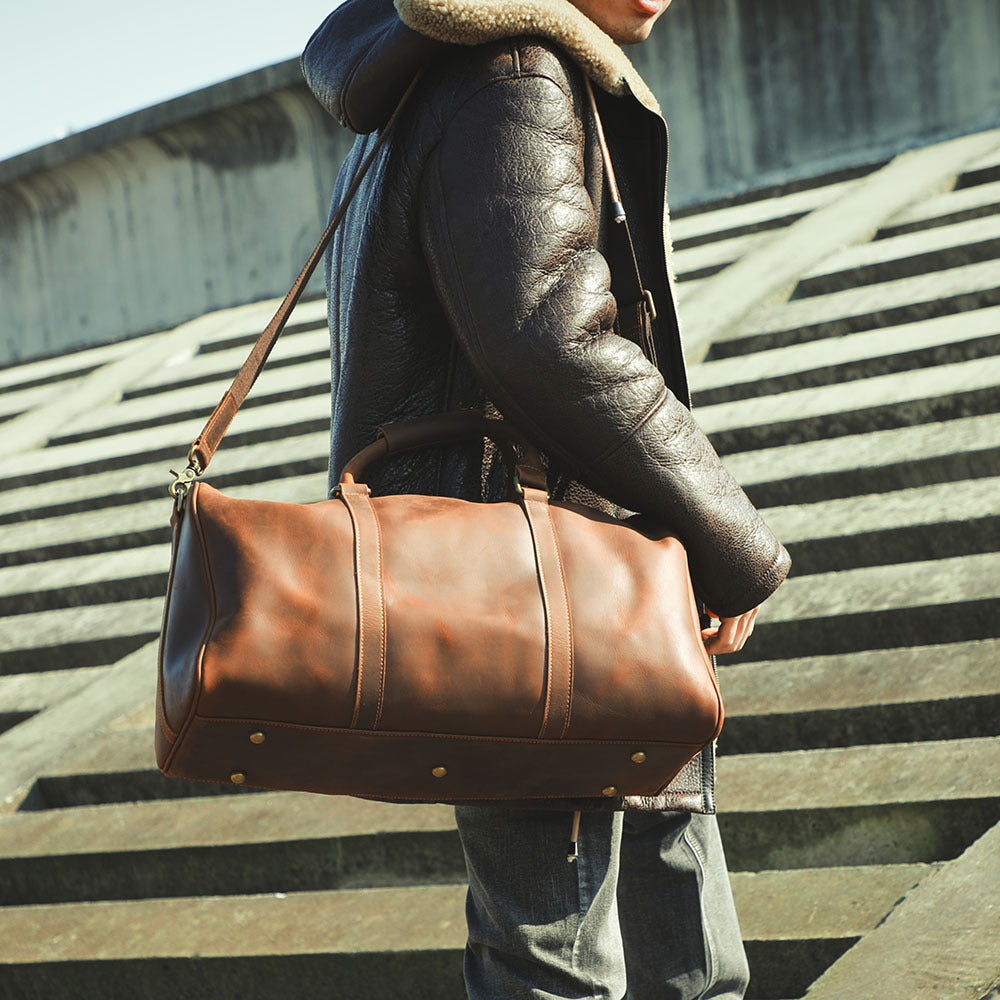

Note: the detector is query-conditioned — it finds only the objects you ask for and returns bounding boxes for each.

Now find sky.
[0,0,348,163]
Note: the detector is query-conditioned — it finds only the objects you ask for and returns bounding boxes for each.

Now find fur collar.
[394,0,661,115]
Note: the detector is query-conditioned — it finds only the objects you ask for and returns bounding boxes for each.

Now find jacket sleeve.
[417,73,790,616]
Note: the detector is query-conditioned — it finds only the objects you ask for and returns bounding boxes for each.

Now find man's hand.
[701,606,759,655]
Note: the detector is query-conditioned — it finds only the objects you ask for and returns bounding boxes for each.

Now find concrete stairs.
[2,126,1000,999]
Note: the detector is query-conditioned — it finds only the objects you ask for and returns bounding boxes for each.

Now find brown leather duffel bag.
[155,78,723,803]
[156,409,723,802]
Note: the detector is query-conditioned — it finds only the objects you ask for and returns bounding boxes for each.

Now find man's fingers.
[702,607,760,654]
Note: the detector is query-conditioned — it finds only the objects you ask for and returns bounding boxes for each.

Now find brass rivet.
[431,766,448,778]
[230,771,246,785]
[631,751,647,764]
[249,731,265,744]
[602,785,617,797]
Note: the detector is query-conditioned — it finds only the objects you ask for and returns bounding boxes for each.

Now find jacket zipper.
[654,111,693,409]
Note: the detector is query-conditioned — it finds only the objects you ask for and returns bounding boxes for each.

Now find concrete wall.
[1,0,999,365]
[640,0,1000,204]
[0,62,355,365]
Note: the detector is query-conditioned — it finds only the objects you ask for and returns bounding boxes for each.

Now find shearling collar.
[395,0,662,114]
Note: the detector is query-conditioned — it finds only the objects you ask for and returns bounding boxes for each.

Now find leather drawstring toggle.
[567,809,582,863]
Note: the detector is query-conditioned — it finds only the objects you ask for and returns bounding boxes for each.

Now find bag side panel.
[551,507,723,745]
[192,487,361,729]
[158,486,216,747]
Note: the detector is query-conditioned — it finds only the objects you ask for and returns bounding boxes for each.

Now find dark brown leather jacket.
[301,0,790,622]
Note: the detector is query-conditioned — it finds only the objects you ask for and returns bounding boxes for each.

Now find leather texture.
[301,0,791,621]
[156,419,725,802]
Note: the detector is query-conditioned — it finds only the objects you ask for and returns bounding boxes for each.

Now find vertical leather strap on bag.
[520,486,575,739]
[338,483,388,730]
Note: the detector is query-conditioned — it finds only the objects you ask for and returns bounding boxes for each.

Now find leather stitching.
[542,500,574,739]
[591,383,669,469]
[525,495,554,738]
[524,491,573,741]
[371,495,388,730]
[343,491,367,729]
[197,715,706,747]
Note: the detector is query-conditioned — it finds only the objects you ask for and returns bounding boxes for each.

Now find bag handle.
[170,71,652,507]
[338,409,548,492]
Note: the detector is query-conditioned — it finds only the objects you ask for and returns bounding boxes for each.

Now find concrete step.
[3,538,993,678]
[23,724,1000,871]
[765,477,1000,574]
[689,304,1000,405]
[743,597,997,662]
[0,392,329,486]
[56,329,331,443]
[0,382,65,422]
[763,552,999,620]
[670,179,858,248]
[718,738,1000,871]
[725,414,1000,506]
[793,214,1000,297]
[706,259,1000,359]
[11,409,989,532]
[0,598,160,674]
[750,552,1000,657]
[0,545,169,615]
[0,863,927,1000]
[0,793,460,904]
[51,366,330,450]
[766,476,999,543]
[0,295,325,407]
[962,143,1000,174]
[673,229,773,281]
[698,353,1000,452]
[192,315,328,359]
[878,178,1000,238]
[122,324,328,395]
[0,431,329,522]
[2,506,994,622]
[799,820,1000,1000]
[957,155,1000,191]
[0,473,326,565]
[0,711,33,738]
[719,640,1000,754]
[0,667,109,715]
[0,740,950,902]
[121,298,328,396]
[0,339,133,394]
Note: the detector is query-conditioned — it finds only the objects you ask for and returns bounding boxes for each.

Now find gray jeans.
[455,806,750,1000]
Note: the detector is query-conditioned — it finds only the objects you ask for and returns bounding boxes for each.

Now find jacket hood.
[301,0,660,135]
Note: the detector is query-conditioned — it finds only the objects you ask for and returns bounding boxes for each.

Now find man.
[302,1,790,996]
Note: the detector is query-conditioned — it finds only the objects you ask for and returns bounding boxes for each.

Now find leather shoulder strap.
[182,75,422,479]
[583,79,650,307]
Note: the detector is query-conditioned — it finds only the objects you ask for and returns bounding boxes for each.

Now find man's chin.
[614,22,657,45]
